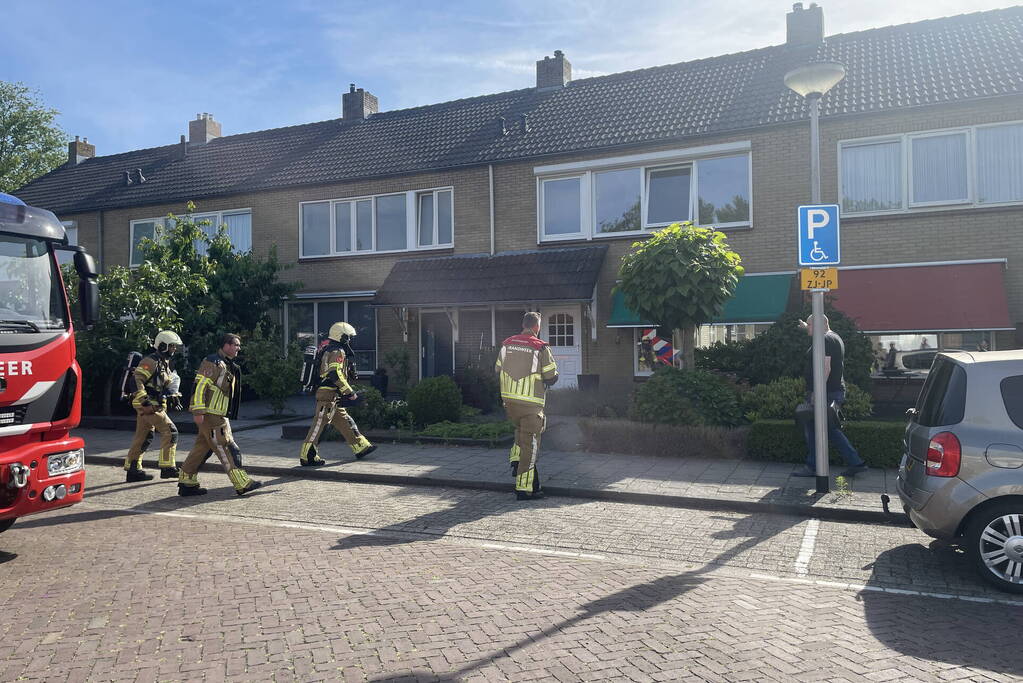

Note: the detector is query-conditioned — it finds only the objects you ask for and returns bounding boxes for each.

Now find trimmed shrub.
[455,365,499,413]
[579,418,746,459]
[383,400,413,430]
[741,377,873,422]
[419,420,514,440]
[746,419,903,468]
[545,388,628,418]
[345,384,388,429]
[630,367,744,427]
[407,375,462,427]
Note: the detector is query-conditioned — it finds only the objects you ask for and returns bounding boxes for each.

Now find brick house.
[15,4,1023,393]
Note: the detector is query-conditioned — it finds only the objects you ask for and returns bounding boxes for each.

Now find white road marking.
[794,518,820,575]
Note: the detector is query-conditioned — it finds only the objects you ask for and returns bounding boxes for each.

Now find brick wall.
[58,93,1023,391]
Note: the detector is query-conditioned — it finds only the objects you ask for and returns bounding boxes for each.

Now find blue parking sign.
[797,204,840,266]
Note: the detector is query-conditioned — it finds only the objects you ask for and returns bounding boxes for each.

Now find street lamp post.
[784,62,845,494]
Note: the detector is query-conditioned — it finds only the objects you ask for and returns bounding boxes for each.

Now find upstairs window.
[300,187,453,258]
[537,147,752,242]
[130,209,252,266]
[840,121,1023,215]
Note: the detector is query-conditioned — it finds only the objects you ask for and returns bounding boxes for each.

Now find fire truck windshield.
[0,234,69,332]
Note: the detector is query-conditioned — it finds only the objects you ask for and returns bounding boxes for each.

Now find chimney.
[342,84,379,121]
[536,50,571,90]
[67,136,95,165]
[786,3,824,46]
[188,112,222,143]
[174,134,187,160]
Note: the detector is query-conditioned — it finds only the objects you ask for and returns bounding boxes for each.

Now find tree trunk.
[674,326,696,370]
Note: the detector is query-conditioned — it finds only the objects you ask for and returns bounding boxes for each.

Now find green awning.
[606,273,793,328]
[715,273,793,324]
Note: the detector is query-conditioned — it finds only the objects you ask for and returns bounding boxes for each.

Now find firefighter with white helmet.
[299,321,376,466]
[123,329,184,482]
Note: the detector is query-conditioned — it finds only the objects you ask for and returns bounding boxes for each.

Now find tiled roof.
[16,7,1023,215]
[373,246,608,306]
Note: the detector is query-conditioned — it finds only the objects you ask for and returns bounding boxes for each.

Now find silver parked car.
[897,350,1023,593]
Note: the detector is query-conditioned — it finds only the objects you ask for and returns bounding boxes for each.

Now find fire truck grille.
[0,406,28,426]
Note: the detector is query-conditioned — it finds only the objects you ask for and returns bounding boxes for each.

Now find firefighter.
[299,321,376,466]
[177,333,262,497]
[495,312,558,500]
[123,330,184,482]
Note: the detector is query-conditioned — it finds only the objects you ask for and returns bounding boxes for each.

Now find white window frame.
[537,174,588,242]
[907,128,972,209]
[282,298,377,377]
[128,217,165,267]
[535,143,753,243]
[416,189,454,248]
[129,208,252,266]
[299,186,454,259]
[839,120,1023,217]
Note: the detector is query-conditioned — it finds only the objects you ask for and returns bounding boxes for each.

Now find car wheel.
[964,501,1023,594]
[0,518,14,534]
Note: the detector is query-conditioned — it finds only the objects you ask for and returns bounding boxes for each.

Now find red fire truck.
[0,192,99,533]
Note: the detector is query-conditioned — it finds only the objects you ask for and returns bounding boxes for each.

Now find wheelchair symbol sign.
[797,205,840,266]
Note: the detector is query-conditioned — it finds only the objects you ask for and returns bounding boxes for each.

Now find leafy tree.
[1,81,66,193]
[66,204,300,414]
[617,222,744,368]
[243,323,303,416]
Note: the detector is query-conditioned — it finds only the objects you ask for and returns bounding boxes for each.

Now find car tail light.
[925,431,961,477]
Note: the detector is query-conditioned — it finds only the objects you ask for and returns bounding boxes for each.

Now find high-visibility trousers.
[505,401,546,493]
[179,415,254,492]
[124,406,177,469]
[302,387,372,456]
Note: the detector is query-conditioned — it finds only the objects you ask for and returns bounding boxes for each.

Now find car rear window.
[1001,375,1023,430]
[913,357,967,427]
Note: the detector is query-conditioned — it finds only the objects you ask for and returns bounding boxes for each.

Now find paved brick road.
[1,464,1022,682]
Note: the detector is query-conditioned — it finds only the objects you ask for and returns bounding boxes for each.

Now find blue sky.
[5,0,1020,156]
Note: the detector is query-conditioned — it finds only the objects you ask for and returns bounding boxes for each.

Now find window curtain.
[977,124,1023,204]
[222,212,252,252]
[912,134,968,204]
[841,141,901,212]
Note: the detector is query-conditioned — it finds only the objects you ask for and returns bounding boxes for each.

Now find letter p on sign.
[797,204,840,266]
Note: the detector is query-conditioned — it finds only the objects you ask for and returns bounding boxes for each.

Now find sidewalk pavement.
[79,413,906,525]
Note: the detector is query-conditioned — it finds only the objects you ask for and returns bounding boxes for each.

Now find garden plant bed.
[280,423,514,448]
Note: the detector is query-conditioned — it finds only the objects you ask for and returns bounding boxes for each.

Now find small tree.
[242,322,303,416]
[1,81,66,193]
[617,222,744,369]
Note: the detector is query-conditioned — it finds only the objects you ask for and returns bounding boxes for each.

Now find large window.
[538,148,751,241]
[285,299,377,374]
[300,187,453,258]
[840,121,1023,215]
[129,209,252,266]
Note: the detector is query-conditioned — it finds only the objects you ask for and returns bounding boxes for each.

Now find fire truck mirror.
[73,251,98,278]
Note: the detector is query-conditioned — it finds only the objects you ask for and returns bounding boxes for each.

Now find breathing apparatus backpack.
[299,339,330,393]
[119,351,144,401]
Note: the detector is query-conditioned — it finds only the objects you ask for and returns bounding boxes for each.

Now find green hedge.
[418,421,514,440]
[746,419,904,468]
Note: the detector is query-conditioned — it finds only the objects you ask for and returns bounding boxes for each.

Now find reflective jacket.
[495,333,558,407]
[131,352,173,410]
[189,351,242,419]
[316,341,355,396]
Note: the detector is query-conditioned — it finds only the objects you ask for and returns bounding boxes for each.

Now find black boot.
[178,484,208,497]
[160,466,180,479]
[125,463,154,482]
[235,480,263,496]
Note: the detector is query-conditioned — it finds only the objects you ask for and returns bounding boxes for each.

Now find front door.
[542,306,581,389]
[420,312,454,379]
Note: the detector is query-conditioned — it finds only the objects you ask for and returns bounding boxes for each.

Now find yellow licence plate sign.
[800,268,838,291]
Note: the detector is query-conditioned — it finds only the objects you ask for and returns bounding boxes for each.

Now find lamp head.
[784,62,846,98]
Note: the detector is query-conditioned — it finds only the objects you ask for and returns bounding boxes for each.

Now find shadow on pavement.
[394,491,808,682]
[13,508,145,529]
[0,550,17,564]
[860,543,1023,676]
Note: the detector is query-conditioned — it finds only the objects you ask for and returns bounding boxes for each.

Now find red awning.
[827,262,1013,333]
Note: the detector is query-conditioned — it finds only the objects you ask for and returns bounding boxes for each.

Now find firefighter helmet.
[154,330,183,353]
[328,322,357,342]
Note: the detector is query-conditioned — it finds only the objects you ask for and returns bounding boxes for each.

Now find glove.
[510,461,518,476]
[169,395,184,412]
